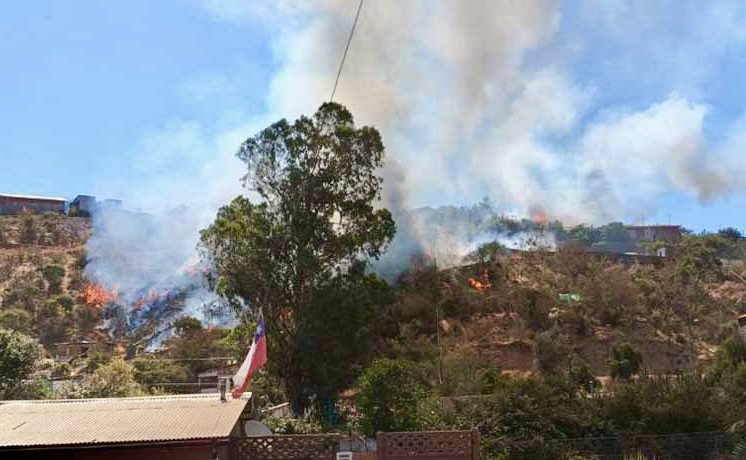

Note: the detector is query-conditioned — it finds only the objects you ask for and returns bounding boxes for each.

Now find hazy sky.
[2,0,746,232]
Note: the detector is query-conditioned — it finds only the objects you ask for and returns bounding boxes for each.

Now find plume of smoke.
[84,206,229,341]
[232,0,746,223]
[88,0,746,305]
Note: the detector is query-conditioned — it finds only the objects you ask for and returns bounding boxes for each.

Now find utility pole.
[433,258,444,385]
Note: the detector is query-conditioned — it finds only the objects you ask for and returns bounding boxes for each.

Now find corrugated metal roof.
[0,193,67,202]
[0,393,250,448]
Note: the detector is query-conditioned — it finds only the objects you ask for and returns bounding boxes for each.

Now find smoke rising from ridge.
[86,0,746,320]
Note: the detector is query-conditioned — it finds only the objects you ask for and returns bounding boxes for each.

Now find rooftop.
[0,393,251,448]
[0,193,67,202]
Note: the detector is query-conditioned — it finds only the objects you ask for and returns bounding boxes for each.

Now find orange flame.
[468,269,492,291]
[530,207,549,226]
[84,283,119,307]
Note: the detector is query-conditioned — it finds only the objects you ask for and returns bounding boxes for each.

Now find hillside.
[389,239,746,389]
[0,213,98,348]
[2,213,746,393]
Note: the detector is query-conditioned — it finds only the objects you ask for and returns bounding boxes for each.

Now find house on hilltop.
[0,393,252,459]
[624,224,682,257]
[0,193,66,215]
[70,195,123,216]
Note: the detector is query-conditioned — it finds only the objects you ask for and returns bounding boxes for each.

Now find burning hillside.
[83,207,231,345]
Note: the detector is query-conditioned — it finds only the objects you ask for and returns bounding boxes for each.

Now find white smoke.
[84,206,229,339]
[87,1,746,304]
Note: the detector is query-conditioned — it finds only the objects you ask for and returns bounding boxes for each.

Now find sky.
[2,0,746,233]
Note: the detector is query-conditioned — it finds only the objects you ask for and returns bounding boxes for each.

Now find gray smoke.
[87,1,746,303]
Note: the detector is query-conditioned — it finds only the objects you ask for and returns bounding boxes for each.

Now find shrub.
[568,359,601,394]
[535,328,570,375]
[74,304,100,335]
[357,359,426,435]
[514,287,552,331]
[263,415,323,434]
[132,358,189,390]
[41,264,66,294]
[19,215,36,244]
[51,362,72,379]
[609,343,643,380]
[82,359,145,398]
[0,308,32,332]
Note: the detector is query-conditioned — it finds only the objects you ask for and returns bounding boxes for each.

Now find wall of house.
[5,443,231,460]
[0,197,66,215]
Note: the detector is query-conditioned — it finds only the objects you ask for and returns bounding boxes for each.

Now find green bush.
[82,359,145,398]
[0,308,32,332]
[132,358,189,390]
[357,358,426,435]
[263,415,323,434]
[51,362,72,379]
[0,328,43,398]
[41,265,65,294]
[609,342,643,380]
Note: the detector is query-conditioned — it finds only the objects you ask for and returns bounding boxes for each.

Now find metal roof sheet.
[0,193,67,202]
[0,393,250,448]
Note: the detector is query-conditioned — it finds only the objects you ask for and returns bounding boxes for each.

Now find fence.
[234,434,341,460]
[377,431,480,460]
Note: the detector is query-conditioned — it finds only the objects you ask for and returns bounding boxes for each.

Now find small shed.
[0,393,252,459]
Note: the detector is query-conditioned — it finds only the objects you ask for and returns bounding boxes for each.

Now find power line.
[330,0,364,102]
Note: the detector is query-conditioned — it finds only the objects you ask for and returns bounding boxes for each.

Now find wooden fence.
[377,431,479,460]
[235,434,341,460]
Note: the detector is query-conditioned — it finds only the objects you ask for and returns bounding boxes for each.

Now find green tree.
[718,227,743,241]
[83,359,145,398]
[132,358,189,391]
[201,103,396,412]
[609,342,643,380]
[568,359,600,394]
[0,328,43,398]
[467,241,506,264]
[163,317,228,379]
[357,359,426,435]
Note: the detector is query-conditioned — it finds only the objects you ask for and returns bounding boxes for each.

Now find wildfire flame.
[468,269,492,291]
[84,283,119,307]
[132,289,167,311]
[530,207,549,226]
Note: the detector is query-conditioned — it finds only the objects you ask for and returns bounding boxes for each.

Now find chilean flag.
[232,311,267,398]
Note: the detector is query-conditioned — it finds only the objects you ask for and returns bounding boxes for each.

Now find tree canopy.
[0,328,43,398]
[201,102,396,412]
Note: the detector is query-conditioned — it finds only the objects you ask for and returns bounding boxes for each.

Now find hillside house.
[624,225,682,256]
[53,340,117,361]
[0,193,66,215]
[70,195,123,216]
[70,194,96,215]
[0,393,252,459]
